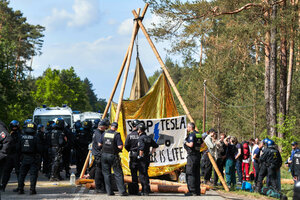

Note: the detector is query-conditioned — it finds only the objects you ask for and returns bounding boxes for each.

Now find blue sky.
[9,0,172,101]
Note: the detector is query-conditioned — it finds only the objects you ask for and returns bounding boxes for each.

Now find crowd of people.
[199,129,299,199]
[0,118,299,199]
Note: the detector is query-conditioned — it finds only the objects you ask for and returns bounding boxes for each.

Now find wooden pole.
[79,5,149,181]
[114,9,142,122]
[132,10,194,124]
[132,11,229,192]
[207,152,229,191]
[80,150,91,178]
[203,80,207,133]
[102,4,148,119]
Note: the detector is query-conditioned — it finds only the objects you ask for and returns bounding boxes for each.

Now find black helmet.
[9,120,20,130]
[94,119,100,127]
[83,120,92,129]
[56,118,65,130]
[37,124,44,131]
[111,122,118,128]
[24,122,37,134]
[46,121,55,130]
[103,118,110,127]
[138,123,146,132]
[132,119,140,128]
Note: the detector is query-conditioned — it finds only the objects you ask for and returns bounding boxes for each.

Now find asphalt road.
[1,168,225,200]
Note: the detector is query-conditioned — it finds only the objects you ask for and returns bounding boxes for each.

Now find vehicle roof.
[33,107,72,116]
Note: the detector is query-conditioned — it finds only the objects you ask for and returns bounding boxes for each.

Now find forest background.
[0,0,299,160]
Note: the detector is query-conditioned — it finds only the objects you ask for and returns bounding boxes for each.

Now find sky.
[9,0,173,101]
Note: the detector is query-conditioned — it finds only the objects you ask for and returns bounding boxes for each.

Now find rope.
[206,86,257,108]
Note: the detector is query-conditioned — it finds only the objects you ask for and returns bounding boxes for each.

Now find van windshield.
[34,115,72,127]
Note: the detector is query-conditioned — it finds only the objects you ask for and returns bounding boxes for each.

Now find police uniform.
[62,125,72,178]
[75,125,92,176]
[100,126,127,195]
[137,131,158,195]
[49,119,67,181]
[1,121,21,191]
[184,130,203,195]
[17,122,41,194]
[257,145,282,192]
[0,121,12,192]
[92,122,105,193]
[291,151,300,181]
[43,121,54,177]
[125,122,140,195]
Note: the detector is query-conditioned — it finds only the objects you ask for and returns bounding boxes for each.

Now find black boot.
[30,189,37,195]
[0,184,5,192]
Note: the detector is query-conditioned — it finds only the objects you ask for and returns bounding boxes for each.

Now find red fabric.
[242,162,250,181]
[242,143,250,159]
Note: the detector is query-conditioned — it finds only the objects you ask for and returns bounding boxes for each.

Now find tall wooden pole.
[132,11,229,192]
[203,80,207,133]
[132,10,194,124]
[101,4,148,120]
[114,9,141,122]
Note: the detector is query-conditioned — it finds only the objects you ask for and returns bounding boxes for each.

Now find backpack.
[242,141,250,160]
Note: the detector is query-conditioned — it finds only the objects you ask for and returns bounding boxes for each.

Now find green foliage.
[272,115,297,161]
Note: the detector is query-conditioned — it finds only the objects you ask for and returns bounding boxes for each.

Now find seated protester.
[224,136,238,188]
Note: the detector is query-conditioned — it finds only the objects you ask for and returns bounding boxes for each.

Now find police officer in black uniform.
[100,122,128,196]
[93,120,106,193]
[184,122,203,196]
[17,122,41,195]
[125,119,140,195]
[256,139,282,193]
[75,120,92,177]
[291,149,300,182]
[137,123,158,196]
[1,120,21,191]
[62,123,72,179]
[36,124,46,172]
[0,120,12,194]
[93,119,100,131]
[43,121,54,178]
[49,118,67,181]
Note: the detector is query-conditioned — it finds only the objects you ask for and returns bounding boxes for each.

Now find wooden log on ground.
[76,178,94,185]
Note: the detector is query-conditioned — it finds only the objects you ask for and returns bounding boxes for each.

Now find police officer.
[125,119,140,195]
[100,122,128,196]
[294,181,300,200]
[17,122,41,195]
[184,122,203,196]
[36,125,45,171]
[75,120,92,177]
[62,123,72,179]
[43,121,54,178]
[291,148,300,182]
[137,123,158,196]
[93,120,106,193]
[1,120,21,191]
[93,119,100,131]
[0,120,12,193]
[22,119,32,134]
[257,139,282,193]
[49,118,67,181]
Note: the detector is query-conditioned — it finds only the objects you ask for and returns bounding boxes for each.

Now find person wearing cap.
[99,122,128,196]
[184,122,203,196]
[125,120,141,195]
[291,145,300,183]
[137,123,158,196]
[287,142,299,166]
[93,120,106,194]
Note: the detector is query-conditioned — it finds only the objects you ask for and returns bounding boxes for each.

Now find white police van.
[33,105,74,127]
[80,112,102,124]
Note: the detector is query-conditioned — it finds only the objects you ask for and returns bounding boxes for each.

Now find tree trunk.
[264,4,271,135]
[269,1,278,137]
[278,0,288,138]
[287,0,298,113]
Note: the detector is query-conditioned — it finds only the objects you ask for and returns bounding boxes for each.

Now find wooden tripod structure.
[79,3,229,192]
